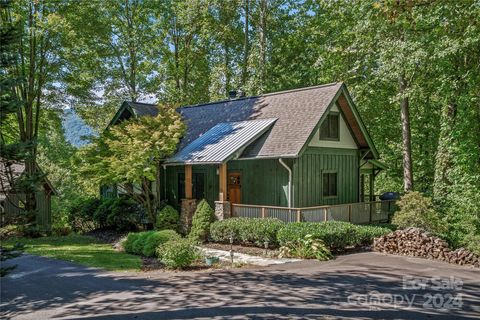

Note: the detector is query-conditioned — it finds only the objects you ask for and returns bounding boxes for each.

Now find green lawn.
[3,234,142,271]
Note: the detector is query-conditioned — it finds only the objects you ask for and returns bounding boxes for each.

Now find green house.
[107,83,385,222]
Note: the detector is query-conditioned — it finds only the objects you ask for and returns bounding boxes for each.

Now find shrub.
[52,225,72,237]
[142,230,181,257]
[155,205,180,232]
[277,221,357,251]
[106,197,143,231]
[156,238,200,269]
[132,231,155,255]
[279,234,332,261]
[0,225,23,240]
[210,218,284,246]
[354,225,391,246]
[68,198,102,232]
[392,192,445,234]
[189,199,215,243]
[123,232,140,254]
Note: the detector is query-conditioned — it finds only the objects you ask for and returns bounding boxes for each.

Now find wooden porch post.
[218,163,227,201]
[185,165,192,199]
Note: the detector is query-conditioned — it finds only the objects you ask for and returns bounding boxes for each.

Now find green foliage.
[51,225,72,237]
[155,205,180,232]
[392,192,445,234]
[277,221,390,252]
[131,231,155,255]
[209,218,285,247]
[0,225,23,241]
[80,106,185,223]
[68,198,103,232]
[156,238,200,269]
[188,200,215,243]
[354,225,393,246]
[142,230,181,257]
[279,234,332,261]
[69,197,142,232]
[123,232,140,254]
[3,235,141,271]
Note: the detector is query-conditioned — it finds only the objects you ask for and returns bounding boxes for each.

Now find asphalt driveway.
[1,252,479,319]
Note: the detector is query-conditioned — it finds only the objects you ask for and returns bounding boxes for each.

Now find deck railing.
[231,200,397,224]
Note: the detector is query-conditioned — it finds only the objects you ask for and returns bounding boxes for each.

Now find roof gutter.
[279,158,292,208]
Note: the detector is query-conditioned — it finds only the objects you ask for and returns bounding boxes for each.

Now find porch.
[231,200,397,224]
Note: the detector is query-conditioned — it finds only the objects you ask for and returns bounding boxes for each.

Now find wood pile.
[373,227,479,268]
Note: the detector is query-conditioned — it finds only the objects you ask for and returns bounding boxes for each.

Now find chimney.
[228,90,237,99]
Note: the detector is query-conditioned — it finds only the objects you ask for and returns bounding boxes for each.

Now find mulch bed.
[203,242,280,258]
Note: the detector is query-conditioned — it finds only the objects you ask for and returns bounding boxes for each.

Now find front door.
[227,172,241,204]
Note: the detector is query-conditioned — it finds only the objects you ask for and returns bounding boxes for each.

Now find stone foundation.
[215,201,231,220]
[181,198,197,233]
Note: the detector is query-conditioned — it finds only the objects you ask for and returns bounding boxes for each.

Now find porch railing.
[231,200,397,224]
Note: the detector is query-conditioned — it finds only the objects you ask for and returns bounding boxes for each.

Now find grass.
[3,234,142,271]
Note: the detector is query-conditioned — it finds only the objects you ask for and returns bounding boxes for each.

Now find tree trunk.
[259,0,267,90]
[241,0,249,87]
[433,101,456,201]
[399,74,413,192]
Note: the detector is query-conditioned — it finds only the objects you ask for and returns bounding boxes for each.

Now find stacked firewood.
[373,227,479,268]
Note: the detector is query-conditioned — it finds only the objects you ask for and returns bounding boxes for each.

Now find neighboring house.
[106,83,387,224]
[0,159,56,231]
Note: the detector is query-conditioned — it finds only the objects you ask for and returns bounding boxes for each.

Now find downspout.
[279,158,292,208]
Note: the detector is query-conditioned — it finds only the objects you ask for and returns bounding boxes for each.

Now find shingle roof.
[126,101,159,117]
[0,158,57,200]
[165,118,277,164]
[116,82,373,159]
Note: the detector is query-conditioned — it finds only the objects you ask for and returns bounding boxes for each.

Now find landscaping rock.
[374,227,480,267]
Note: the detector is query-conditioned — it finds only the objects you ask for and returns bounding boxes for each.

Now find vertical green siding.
[3,190,52,231]
[228,159,289,207]
[293,147,359,207]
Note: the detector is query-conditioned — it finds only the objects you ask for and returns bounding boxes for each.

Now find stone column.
[181,198,197,233]
[215,201,231,221]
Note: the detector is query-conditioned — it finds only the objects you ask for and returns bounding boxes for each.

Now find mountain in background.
[62,109,97,147]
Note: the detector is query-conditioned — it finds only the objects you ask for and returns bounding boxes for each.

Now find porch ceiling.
[165,118,277,165]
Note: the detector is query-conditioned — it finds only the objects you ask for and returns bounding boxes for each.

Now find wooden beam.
[218,163,227,201]
[185,165,192,199]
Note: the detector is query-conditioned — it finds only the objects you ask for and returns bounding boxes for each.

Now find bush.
[0,225,23,240]
[156,238,200,269]
[123,232,140,254]
[189,199,215,242]
[210,218,284,246]
[52,225,72,237]
[392,192,445,234]
[277,221,356,251]
[132,231,155,255]
[106,197,143,231]
[142,230,181,257]
[277,221,390,252]
[279,234,332,261]
[354,225,391,246]
[155,205,180,232]
[68,198,102,232]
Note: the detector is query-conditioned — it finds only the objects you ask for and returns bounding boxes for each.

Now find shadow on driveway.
[1,253,479,319]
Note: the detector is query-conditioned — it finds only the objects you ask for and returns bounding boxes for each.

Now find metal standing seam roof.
[165,118,277,164]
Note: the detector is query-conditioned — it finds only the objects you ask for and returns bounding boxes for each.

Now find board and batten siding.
[293,147,359,207]
[228,158,290,207]
[2,191,52,231]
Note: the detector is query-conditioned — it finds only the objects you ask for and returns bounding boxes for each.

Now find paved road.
[1,252,479,319]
